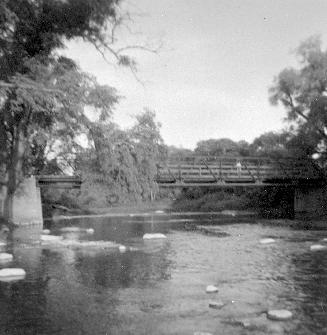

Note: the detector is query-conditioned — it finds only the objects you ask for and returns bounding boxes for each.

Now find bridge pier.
[0,177,43,226]
[294,186,327,219]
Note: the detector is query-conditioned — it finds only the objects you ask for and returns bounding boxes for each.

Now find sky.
[63,0,327,149]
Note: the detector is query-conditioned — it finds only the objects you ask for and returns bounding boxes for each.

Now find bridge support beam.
[0,177,43,226]
[294,186,327,219]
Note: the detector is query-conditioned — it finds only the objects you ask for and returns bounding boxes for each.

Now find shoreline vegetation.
[42,186,296,220]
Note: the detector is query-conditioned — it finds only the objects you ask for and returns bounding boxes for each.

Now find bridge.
[0,174,82,225]
[156,156,325,187]
[36,175,82,189]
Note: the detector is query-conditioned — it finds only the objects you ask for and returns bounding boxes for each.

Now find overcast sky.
[63,0,327,149]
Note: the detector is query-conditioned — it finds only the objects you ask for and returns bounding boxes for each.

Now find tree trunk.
[2,129,25,222]
[3,191,14,221]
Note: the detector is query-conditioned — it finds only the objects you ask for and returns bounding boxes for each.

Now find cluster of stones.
[41,227,134,253]
[0,249,25,283]
[194,237,293,335]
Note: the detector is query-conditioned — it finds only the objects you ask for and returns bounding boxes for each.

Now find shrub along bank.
[171,187,295,219]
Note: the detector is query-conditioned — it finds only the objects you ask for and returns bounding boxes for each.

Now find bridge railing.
[36,175,82,189]
[156,156,324,185]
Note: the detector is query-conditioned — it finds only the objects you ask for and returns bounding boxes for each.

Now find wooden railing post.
[219,160,222,182]
[257,159,260,182]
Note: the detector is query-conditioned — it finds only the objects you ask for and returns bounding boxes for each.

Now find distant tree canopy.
[250,132,289,157]
[194,138,250,157]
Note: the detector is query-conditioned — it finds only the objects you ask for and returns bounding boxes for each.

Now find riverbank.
[42,199,174,219]
[170,187,294,218]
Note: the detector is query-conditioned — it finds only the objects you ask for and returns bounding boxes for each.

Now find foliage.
[194,138,250,157]
[172,187,255,212]
[250,131,290,157]
[74,110,165,207]
[269,35,327,161]
[0,0,145,219]
[172,186,294,218]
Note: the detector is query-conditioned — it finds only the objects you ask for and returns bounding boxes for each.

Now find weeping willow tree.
[76,109,166,206]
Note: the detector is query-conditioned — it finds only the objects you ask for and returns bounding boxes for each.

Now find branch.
[0,80,64,94]
[116,42,162,54]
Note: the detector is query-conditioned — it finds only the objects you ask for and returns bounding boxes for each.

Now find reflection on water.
[0,214,326,334]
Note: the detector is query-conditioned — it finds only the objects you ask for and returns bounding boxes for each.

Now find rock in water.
[86,228,95,234]
[310,244,327,251]
[206,285,218,293]
[118,245,127,253]
[267,309,292,321]
[0,268,26,282]
[143,233,167,239]
[221,210,237,217]
[42,229,50,235]
[0,253,13,263]
[41,235,63,242]
[194,332,213,335]
[155,210,164,214]
[260,238,275,244]
[208,301,225,309]
[60,227,81,233]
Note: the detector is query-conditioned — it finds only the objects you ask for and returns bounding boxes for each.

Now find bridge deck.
[156,157,324,187]
[36,175,82,189]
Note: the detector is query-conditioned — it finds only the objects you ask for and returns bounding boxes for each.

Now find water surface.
[1,214,327,334]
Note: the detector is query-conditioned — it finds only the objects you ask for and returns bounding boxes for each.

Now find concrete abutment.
[0,177,43,226]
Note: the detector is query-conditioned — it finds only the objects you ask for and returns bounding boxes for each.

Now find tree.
[269,35,327,160]
[129,109,166,200]
[0,0,132,220]
[250,131,289,157]
[74,110,165,206]
[194,138,249,157]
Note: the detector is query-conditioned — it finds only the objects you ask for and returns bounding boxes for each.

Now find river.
[0,213,327,334]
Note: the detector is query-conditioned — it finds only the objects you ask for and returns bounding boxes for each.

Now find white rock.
[0,242,7,247]
[42,229,51,235]
[41,235,63,242]
[310,244,327,251]
[206,285,218,293]
[118,245,127,253]
[0,268,26,282]
[322,238,327,241]
[194,332,213,335]
[267,309,293,321]
[58,239,118,249]
[0,253,13,263]
[143,233,167,239]
[260,238,275,244]
[86,228,95,234]
[208,301,225,309]
[60,227,81,233]
[240,319,252,328]
[155,210,164,214]
[221,210,237,217]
